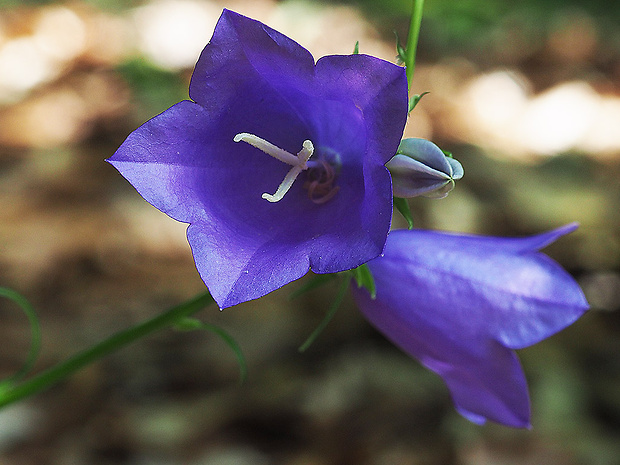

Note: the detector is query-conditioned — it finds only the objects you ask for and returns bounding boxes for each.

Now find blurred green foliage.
[325,0,620,59]
[116,59,189,123]
[334,0,620,22]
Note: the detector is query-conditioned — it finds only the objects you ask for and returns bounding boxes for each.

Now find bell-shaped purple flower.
[351,224,589,427]
[386,138,464,198]
[107,10,408,308]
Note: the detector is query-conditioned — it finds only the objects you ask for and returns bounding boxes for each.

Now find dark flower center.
[303,159,340,204]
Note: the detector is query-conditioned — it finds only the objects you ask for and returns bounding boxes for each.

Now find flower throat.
[234,133,339,204]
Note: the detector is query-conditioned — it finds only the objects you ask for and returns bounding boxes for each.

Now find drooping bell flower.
[107,10,408,308]
[386,138,463,199]
[351,224,589,427]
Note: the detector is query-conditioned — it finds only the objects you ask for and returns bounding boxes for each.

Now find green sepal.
[353,41,360,55]
[408,91,429,113]
[393,197,414,230]
[394,31,407,65]
[352,264,376,299]
[174,317,247,384]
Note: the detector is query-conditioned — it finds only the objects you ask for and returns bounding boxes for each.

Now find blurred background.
[0,0,619,464]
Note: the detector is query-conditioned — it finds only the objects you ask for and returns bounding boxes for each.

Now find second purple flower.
[352,224,589,427]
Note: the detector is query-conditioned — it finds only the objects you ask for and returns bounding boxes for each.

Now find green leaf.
[0,292,215,410]
[408,91,430,113]
[0,288,41,391]
[393,197,414,230]
[175,317,247,384]
[353,41,360,54]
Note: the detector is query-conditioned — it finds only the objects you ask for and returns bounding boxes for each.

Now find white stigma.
[234,133,314,203]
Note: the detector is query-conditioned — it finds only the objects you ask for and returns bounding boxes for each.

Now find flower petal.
[107,100,217,223]
[189,9,315,112]
[315,54,408,166]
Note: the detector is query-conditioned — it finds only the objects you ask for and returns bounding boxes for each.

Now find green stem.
[298,275,352,352]
[0,292,214,409]
[405,0,425,92]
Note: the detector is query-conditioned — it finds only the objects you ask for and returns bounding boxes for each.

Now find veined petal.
[107,100,216,223]
[316,54,408,166]
[189,9,315,111]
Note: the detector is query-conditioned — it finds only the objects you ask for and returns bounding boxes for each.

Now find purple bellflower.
[351,224,589,427]
[107,10,408,308]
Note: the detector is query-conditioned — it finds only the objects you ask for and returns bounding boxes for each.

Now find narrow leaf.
[0,288,41,389]
[394,31,407,64]
[408,91,430,113]
[175,317,247,384]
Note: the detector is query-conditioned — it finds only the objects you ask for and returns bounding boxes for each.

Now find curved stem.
[298,275,352,352]
[0,288,41,385]
[405,0,425,92]
[0,292,214,409]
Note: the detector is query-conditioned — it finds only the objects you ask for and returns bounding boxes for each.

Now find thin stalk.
[405,0,425,92]
[298,275,352,352]
[0,288,41,385]
[0,292,214,409]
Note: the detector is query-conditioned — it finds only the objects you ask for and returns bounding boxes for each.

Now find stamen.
[262,166,304,202]
[234,132,314,202]
[234,132,300,166]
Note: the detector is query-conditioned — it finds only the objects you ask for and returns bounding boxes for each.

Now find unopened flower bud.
[387,138,463,198]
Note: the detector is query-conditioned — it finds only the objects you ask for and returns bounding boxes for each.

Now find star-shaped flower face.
[108,10,408,308]
[351,224,589,427]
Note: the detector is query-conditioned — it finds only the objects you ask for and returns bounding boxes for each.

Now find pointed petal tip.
[457,406,532,428]
[554,222,580,236]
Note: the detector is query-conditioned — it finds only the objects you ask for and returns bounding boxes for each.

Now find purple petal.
[315,54,408,166]
[352,227,588,426]
[189,9,315,112]
[108,101,216,223]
